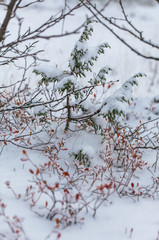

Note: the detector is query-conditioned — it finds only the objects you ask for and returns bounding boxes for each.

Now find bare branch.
[0,0,17,42]
[82,0,159,61]
[0,1,88,65]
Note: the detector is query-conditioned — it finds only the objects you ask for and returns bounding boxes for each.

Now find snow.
[54,75,77,90]
[1,1,159,240]
[61,198,159,240]
[35,66,64,80]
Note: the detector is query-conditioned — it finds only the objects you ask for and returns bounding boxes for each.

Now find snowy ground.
[1,1,159,240]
